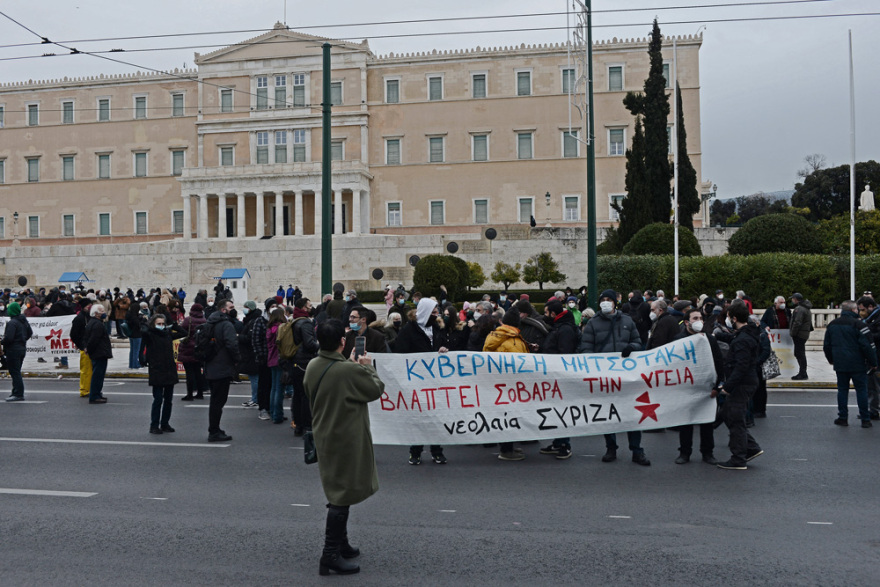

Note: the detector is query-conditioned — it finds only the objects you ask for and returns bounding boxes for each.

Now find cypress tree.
[616,115,653,244]
[623,19,672,225]
[675,82,701,229]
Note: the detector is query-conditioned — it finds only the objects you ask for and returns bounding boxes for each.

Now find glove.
[621,347,633,358]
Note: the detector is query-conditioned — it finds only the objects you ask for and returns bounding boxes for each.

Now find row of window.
[0,210,181,239]
[0,94,186,128]
[251,74,342,110]
[0,151,186,183]
[385,130,585,164]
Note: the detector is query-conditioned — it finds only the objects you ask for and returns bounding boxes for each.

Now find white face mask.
[691,320,704,333]
[473,311,482,319]
[568,302,576,308]
[599,301,614,314]
[717,295,724,300]
[725,317,733,328]
[243,308,250,315]
[649,311,659,321]
[657,296,664,302]
[778,303,786,310]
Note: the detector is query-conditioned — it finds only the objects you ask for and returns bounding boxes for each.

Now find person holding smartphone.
[342,306,388,359]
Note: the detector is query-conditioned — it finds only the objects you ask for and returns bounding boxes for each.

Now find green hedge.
[728,213,822,255]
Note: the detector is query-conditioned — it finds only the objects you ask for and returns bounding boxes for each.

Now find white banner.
[768,329,798,377]
[0,315,77,360]
[369,334,718,445]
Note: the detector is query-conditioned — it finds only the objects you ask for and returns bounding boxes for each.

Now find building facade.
[0,25,704,245]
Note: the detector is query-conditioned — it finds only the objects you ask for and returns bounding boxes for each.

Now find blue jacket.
[823,311,877,372]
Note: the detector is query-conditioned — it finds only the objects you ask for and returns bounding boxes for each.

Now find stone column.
[182,194,192,240]
[275,192,284,236]
[217,193,227,239]
[198,194,209,239]
[294,190,303,236]
[237,193,246,237]
[255,192,265,238]
[361,188,371,233]
[352,188,361,235]
[314,190,321,237]
[334,190,343,234]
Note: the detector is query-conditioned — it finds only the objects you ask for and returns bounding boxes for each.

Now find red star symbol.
[634,391,660,424]
[44,328,63,342]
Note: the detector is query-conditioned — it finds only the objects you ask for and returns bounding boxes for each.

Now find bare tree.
[797,153,827,179]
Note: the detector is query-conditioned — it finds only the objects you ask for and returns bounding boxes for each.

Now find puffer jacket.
[723,322,760,397]
[823,310,877,373]
[177,310,206,364]
[790,299,813,340]
[483,324,530,353]
[578,310,642,354]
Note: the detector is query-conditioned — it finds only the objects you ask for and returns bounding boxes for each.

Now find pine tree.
[623,19,672,225]
[615,115,653,244]
[675,82,700,229]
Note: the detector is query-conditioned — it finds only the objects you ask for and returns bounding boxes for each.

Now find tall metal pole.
[585,0,598,310]
[848,30,856,300]
[673,39,680,297]
[321,43,333,295]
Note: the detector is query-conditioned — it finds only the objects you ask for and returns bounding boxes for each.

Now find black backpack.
[193,322,218,362]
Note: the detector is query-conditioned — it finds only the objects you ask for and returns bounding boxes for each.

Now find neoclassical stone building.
[0,24,704,245]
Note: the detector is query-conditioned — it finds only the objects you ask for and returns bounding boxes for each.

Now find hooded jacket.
[2,312,33,353]
[141,323,185,386]
[204,310,241,380]
[292,309,320,367]
[177,308,206,364]
[790,299,813,340]
[392,299,444,353]
[723,322,761,397]
[541,310,579,354]
[483,324,529,354]
[823,310,877,373]
[578,310,642,354]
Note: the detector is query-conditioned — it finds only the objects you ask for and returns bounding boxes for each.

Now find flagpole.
[673,38,680,297]
[849,30,856,300]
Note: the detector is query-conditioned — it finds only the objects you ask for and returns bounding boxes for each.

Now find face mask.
[717,295,724,300]
[600,301,614,314]
[349,322,361,331]
[691,320,704,333]
[657,296,664,302]
[155,325,166,331]
[344,296,351,302]
[500,296,506,301]
[649,311,658,321]
[568,302,576,309]
[398,299,405,305]
[473,311,482,319]
[101,313,108,320]
[393,321,401,327]
[725,317,733,328]
[779,303,786,310]
[243,308,250,315]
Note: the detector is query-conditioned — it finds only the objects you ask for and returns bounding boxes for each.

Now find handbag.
[304,361,336,465]
[762,350,781,380]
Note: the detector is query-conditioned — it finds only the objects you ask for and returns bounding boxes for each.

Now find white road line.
[608,515,632,519]
[793,458,808,461]
[289,447,304,450]
[779,416,797,418]
[438,510,456,513]
[0,488,96,498]
[141,497,168,500]
[807,522,833,525]
[291,503,310,507]
[0,437,229,448]
[580,454,596,457]
[2,401,48,404]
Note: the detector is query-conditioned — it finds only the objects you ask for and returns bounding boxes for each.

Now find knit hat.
[244,300,257,311]
[519,294,530,301]
[599,289,618,301]
[791,292,804,301]
[264,297,278,311]
[566,296,577,303]
[6,301,21,317]
[190,303,204,313]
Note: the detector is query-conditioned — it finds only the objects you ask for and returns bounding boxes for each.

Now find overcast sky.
[1,0,877,200]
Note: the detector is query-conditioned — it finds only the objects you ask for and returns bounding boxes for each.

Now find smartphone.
[354,336,366,360]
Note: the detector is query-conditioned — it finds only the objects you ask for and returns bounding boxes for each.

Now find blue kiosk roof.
[59,272,93,283]
[214,269,250,280]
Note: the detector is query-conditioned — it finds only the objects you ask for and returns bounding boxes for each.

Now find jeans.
[249,373,260,403]
[604,431,644,454]
[269,365,284,422]
[128,337,142,369]
[793,337,808,375]
[79,350,92,395]
[721,389,760,465]
[6,349,25,397]
[182,362,207,396]
[90,357,108,401]
[291,365,312,429]
[208,377,231,434]
[677,423,715,457]
[151,385,174,427]
[836,370,870,421]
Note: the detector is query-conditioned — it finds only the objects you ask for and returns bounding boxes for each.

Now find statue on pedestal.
[860,184,875,212]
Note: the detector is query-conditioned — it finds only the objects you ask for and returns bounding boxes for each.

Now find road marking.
[0,437,229,448]
[291,503,310,507]
[2,401,48,404]
[289,447,304,450]
[438,510,456,513]
[580,454,596,457]
[608,515,632,519]
[807,522,833,525]
[793,458,808,461]
[0,488,96,497]
[779,416,797,418]
[141,497,168,500]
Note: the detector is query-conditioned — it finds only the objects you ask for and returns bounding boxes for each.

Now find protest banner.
[768,329,798,377]
[369,334,717,445]
[0,315,77,361]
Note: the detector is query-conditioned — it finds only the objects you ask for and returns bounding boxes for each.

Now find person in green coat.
[304,319,385,576]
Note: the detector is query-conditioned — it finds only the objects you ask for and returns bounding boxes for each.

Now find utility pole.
[321,43,333,295]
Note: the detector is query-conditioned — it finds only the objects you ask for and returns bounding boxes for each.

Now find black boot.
[339,511,360,559]
[319,506,360,576]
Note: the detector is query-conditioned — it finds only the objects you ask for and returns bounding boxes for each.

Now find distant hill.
[718,189,795,204]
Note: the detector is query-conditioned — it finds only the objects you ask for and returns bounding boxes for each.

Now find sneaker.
[746,449,764,461]
[408,453,421,466]
[862,420,873,429]
[555,446,572,460]
[89,398,108,404]
[5,395,24,402]
[149,426,163,435]
[632,452,651,466]
[702,454,718,465]
[498,451,525,461]
[539,444,560,455]
[431,453,448,465]
[160,424,175,433]
[717,460,747,470]
[601,449,617,463]
[241,400,258,407]
[208,432,232,442]
[258,410,271,421]
[675,453,690,465]
[834,418,848,427]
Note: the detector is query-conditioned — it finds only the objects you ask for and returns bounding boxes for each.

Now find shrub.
[412,254,466,302]
[522,252,567,290]
[446,256,470,302]
[621,223,702,257]
[490,262,521,291]
[727,213,822,255]
[466,261,486,290]
[819,210,880,255]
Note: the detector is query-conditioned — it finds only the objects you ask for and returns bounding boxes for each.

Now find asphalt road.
[0,378,876,586]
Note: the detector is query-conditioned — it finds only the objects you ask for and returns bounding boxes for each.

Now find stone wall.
[0,226,737,298]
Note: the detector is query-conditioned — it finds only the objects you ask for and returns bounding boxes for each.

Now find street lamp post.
[545,191,551,227]
[12,210,20,247]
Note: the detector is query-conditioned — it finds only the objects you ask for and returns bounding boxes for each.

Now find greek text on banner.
[369,334,717,445]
